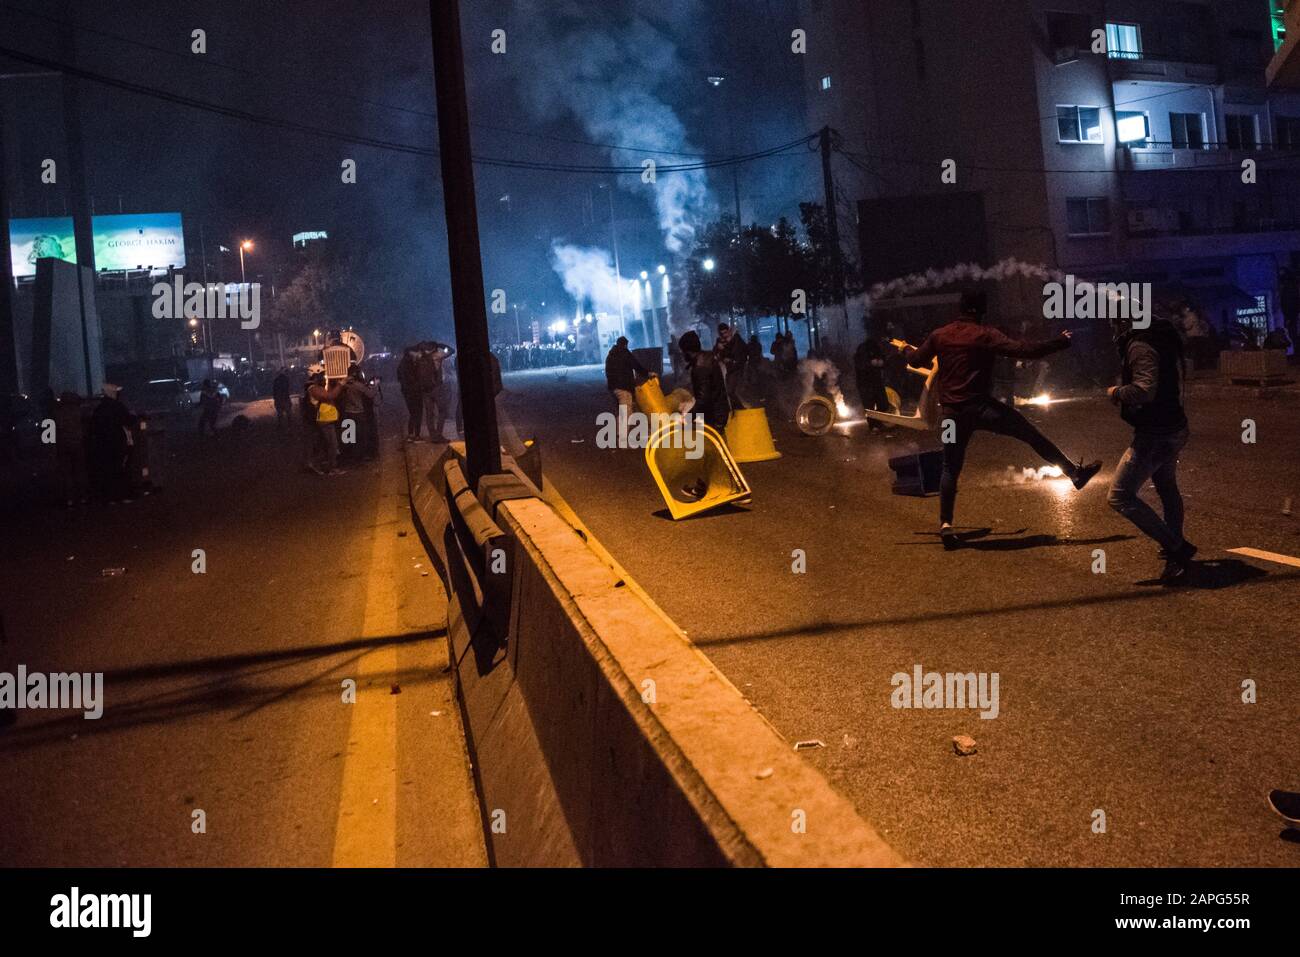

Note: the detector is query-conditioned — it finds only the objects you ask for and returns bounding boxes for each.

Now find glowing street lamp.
[703,258,715,271]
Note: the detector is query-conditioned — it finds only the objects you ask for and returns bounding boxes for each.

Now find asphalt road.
[501,363,1300,867]
[0,397,485,867]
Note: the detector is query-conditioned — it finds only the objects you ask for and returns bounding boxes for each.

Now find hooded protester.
[604,336,648,413]
[853,320,891,433]
[1106,297,1196,583]
[678,330,728,431]
[89,383,136,503]
[897,289,1101,548]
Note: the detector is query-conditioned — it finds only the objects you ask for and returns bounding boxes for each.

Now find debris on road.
[755,767,774,780]
[100,568,126,577]
[390,684,401,695]
[952,735,978,756]
[794,739,826,751]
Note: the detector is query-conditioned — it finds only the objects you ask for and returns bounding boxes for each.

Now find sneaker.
[940,523,960,551]
[1072,459,1102,491]
[1159,559,1189,585]
[680,479,708,501]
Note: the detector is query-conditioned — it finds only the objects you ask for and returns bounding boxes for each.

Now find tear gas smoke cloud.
[511,0,713,267]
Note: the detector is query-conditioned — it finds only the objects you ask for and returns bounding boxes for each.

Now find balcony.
[1108,55,1218,85]
[1119,141,1300,171]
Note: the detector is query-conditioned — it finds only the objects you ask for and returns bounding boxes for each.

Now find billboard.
[92,212,186,271]
[8,217,78,279]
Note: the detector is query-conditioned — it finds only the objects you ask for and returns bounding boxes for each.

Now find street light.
[657,264,667,275]
[703,258,716,271]
[238,239,256,366]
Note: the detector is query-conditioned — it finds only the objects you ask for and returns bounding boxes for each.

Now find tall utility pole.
[818,125,847,353]
[61,11,97,394]
[0,104,16,394]
[428,0,501,485]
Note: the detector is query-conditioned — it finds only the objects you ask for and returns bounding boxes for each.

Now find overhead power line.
[0,1,719,159]
[0,45,817,175]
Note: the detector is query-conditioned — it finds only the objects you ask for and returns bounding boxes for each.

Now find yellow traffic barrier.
[724,406,781,463]
[634,376,674,415]
[644,421,752,520]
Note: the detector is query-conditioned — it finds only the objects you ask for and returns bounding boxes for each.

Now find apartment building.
[800,0,1300,343]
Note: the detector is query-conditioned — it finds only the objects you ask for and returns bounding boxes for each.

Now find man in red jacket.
[896,290,1101,548]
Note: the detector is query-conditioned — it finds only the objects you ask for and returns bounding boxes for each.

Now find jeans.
[1108,428,1189,553]
[402,391,423,437]
[939,397,1076,525]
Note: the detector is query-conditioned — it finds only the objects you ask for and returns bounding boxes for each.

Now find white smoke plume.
[550,243,628,317]
[509,1,712,254]
[797,356,852,418]
[865,258,1069,308]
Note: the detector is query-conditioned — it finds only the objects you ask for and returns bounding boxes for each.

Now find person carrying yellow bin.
[604,336,650,415]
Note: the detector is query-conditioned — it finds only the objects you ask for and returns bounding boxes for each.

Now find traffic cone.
[635,376,674,415]
[645,421,751,520]
[725,406,781,463]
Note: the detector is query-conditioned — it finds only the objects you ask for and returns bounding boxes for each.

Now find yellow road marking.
[332,460,402,868]
[1227,546,1300,569]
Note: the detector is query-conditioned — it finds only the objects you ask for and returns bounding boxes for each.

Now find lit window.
[1105,22,1142,59]
[1170,112,1206,150]
[1057,106,1103,143]
[821,75,832,91]
[1116,111,1149,145]
[1067,198,1111,236]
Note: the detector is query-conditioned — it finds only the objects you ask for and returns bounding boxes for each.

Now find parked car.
[135,379,192,417]
[183,380,230,405]
[0,393,42,463]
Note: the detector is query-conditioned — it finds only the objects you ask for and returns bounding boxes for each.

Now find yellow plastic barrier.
[634,376,674,415]
[724,407,781,463]
[644,421,752,520]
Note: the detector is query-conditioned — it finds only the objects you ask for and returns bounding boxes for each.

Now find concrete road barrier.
[406,442,902,867]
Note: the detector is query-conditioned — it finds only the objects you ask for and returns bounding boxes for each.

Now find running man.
[895,290,1101,548]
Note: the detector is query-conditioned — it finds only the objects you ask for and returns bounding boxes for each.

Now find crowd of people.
[396,341,457,444]
[493,341,580,372]
[300,362,379,475]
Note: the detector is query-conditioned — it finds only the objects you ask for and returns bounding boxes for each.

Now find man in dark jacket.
[89,383,136,503]
[1106,303,1196,582]
[897,290,1100,547]
[853,323,890,433]
[396,347,423,441]
[604,336,648,412]
[272,368,292,430]
[678,330,728,431]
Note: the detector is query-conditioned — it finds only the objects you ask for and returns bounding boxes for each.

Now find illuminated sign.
[8,217,78,278]
[293,230,328,247]
[92,212,186,271]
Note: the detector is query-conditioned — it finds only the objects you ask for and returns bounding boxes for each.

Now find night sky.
[0,0,810,346]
